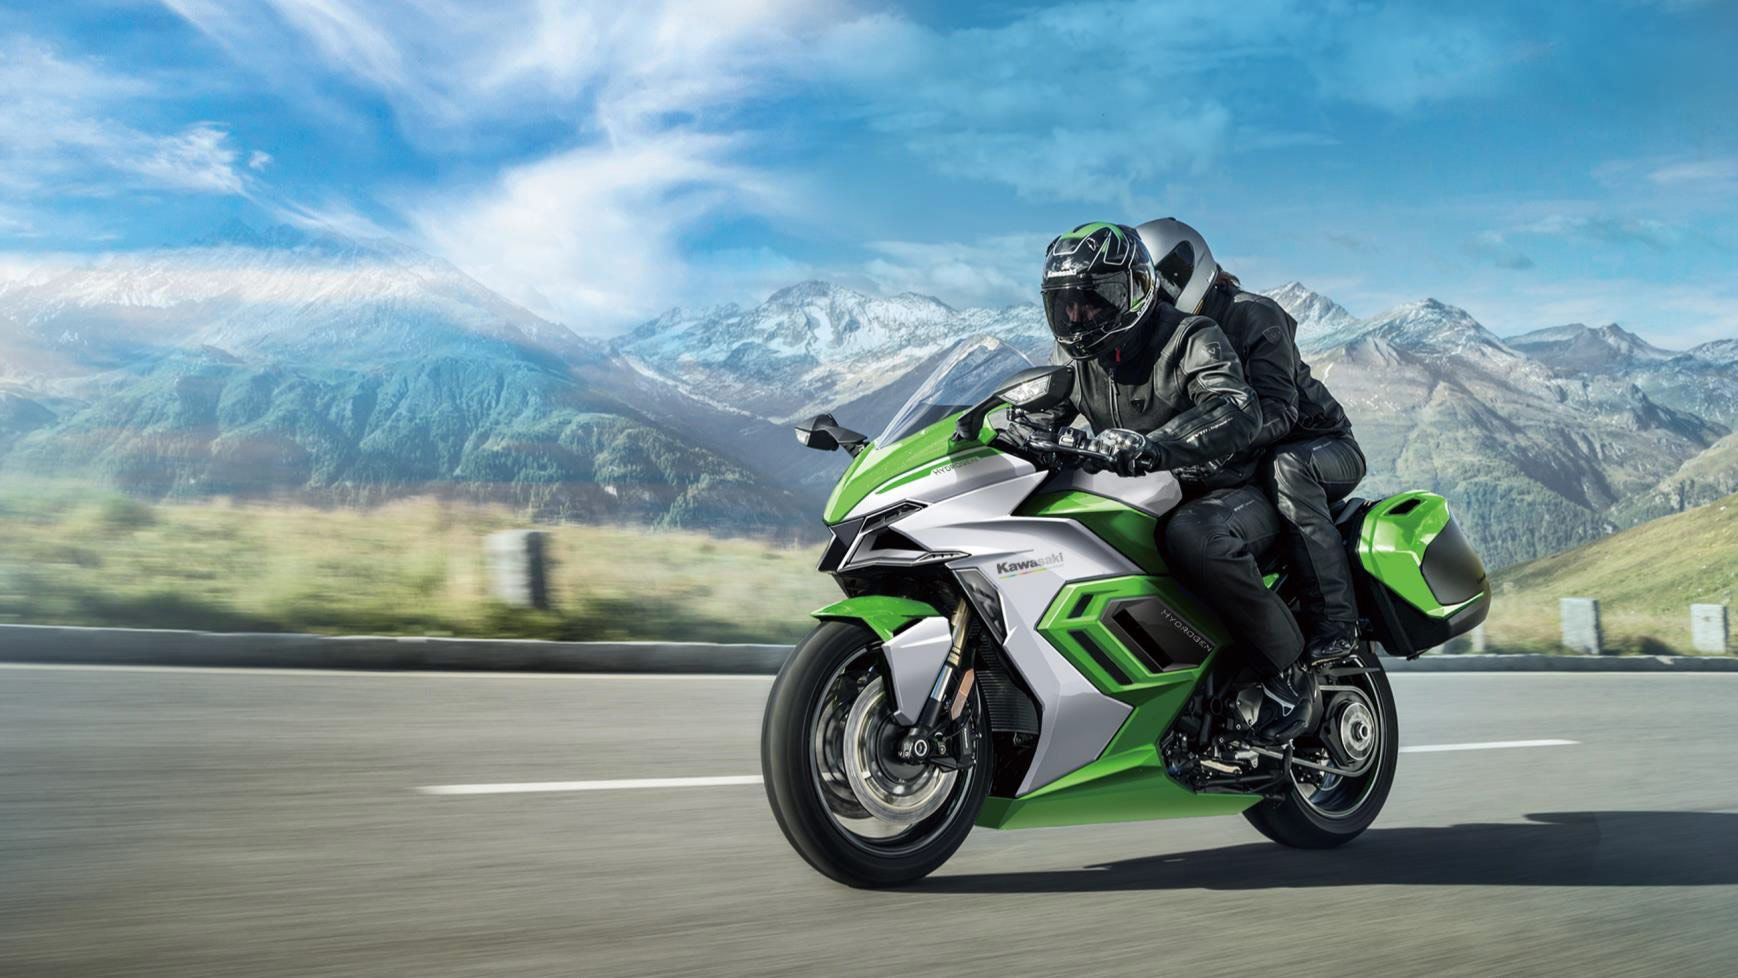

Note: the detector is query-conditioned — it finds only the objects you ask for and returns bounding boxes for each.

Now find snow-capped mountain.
[0,221,595,382]
[611,279,1733,565]
[1506,322,1675,373]
[1207,287,1729,566]
[1303,297,1530,363]
[0,224,801,532]
[1503,322,1738,429]
[4,223,1735,559]
[613,281,1051,423]
[1259,282,1358,343]
[1691,338,1738,365]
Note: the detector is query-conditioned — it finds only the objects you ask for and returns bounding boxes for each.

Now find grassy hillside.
[0,481,835,643]
[1487,491,1738,653]
[6,478,1730,654]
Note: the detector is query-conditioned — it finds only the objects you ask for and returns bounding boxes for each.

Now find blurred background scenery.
[2,0,1736,654]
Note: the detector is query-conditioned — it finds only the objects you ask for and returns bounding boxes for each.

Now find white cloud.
[1648,157,1738,193]
[405,130,793,333]
[1512,213,1677,249]
[857,234,1052,309]
[804,2,1519,208]
[124,125,247,194]
[248,150,273,171]
[160,1,846,330]
[162,0,843,141]
[1312,8,1524,113]
[146,1,1540,330]
[271,198,394,241]
[0,35,255,199]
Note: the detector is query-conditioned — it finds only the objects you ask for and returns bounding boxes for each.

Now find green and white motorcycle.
[761,343,1492,887]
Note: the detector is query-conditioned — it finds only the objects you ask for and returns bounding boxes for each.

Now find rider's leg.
[1163,486,1301,674]
[1264,434,1366,662]
[1164,486,1317,742]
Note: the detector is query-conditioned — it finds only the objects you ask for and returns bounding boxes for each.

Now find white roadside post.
[486,530,550,610]
[1691,604,1729,655]
[1560,598,1603,655]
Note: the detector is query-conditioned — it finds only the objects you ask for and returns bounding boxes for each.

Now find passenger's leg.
[1162,486,1302,677]
[1265,434,1366,657]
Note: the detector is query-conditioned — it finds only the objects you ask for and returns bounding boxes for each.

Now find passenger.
[1137,220,1367,666]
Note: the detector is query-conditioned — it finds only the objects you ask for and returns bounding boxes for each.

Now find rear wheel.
[761,620,990,888]
[1243,650,1398,848]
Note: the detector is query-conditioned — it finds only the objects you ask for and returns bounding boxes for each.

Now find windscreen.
[876,338,1036,446]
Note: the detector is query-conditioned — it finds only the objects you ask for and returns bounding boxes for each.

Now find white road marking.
[1399,739,1578,753]
[420,776,765,795]
[419,740,1581,796]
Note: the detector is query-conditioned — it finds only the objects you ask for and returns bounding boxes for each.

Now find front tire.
[1243,651,1398,848]
[761,620,990,887]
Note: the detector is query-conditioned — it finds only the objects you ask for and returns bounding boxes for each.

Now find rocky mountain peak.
[1506,321,1676,374]
[1690,338,1738,365]
[1261,281,1358,341]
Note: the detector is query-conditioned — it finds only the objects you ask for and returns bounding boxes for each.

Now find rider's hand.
[1087,428,1165,477]
[994,411,1044,452]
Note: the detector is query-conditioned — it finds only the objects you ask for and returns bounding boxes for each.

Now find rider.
[1136,220,1367,665]
[1032,222,1314,742]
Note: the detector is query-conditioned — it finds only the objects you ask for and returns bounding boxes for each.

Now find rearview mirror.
[795,413,868,456]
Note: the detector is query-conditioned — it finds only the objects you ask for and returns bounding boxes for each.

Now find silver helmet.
[1133,218,1219,315]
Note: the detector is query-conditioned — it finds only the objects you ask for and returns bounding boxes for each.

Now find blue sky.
[3,1,1736,345]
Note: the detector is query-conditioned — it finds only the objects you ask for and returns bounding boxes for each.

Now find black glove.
[994,411,1046,453]
[1087,428,1166,476]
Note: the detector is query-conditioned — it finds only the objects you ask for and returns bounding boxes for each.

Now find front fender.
[811,595,941,642]
[813,595,951,725]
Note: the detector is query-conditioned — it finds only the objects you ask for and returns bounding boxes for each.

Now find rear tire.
[1243,653,1398,849]
[761,620,990,888]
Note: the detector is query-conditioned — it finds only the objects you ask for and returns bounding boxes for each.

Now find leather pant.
[1263,433,1367,643]
[1163,485,1303,677]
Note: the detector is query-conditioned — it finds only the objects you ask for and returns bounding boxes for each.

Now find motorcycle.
[761,343,1492,887]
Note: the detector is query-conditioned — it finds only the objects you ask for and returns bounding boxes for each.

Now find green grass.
[4,479,1731,654]
[1486,491,1738,654]
[0,480,838,643]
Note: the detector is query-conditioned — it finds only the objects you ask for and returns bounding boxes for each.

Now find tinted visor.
[1043,280,1128,355]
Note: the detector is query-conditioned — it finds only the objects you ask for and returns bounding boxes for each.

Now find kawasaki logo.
[996,552,1064,577]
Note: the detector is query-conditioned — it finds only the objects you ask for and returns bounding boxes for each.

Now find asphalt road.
[3,664,1737,978]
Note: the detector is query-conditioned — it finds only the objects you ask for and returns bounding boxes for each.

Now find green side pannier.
[1341,492,1491,658]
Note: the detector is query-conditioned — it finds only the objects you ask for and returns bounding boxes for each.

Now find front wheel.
[1243,650,1398,848]
[761,620,990,887]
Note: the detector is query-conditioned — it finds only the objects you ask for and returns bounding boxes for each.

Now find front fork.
[897,598,977,769]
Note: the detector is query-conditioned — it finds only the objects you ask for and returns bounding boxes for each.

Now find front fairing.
[822,411,1003,524]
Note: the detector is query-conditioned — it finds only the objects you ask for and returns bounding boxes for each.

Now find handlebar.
[994,421,1115,470]
[1024,439,1115,468]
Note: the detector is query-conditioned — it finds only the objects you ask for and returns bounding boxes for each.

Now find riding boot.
[1254,664,1320,744]
[1305,634,1359,666]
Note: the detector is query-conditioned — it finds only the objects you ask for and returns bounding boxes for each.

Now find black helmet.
[1040,222,1158,360]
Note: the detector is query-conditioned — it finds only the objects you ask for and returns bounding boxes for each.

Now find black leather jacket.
[1044,303,1262,469]
[1174,284,1354,488]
